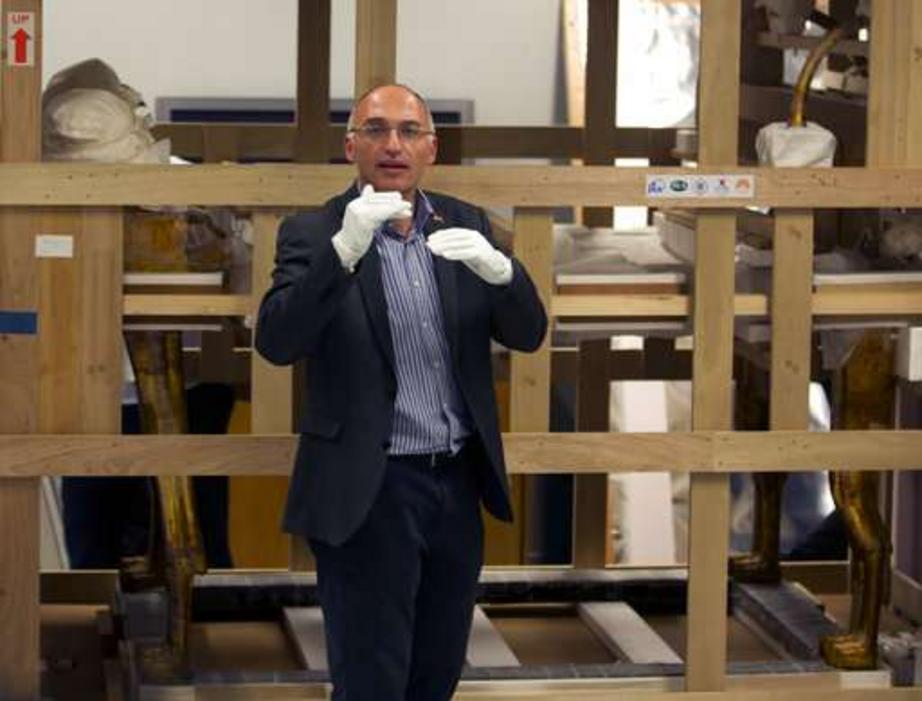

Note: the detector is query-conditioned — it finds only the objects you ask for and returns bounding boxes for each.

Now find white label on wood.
[35,235,74,259]
[646,174,755,199]
[7,11,35,67]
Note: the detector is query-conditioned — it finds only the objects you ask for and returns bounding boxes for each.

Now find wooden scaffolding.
[1,1,921,699]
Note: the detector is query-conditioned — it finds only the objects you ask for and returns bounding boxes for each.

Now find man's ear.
[344,135,356,163]
[427,135,438,165]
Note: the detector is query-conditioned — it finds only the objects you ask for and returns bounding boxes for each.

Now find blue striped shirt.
[374,191,473,455]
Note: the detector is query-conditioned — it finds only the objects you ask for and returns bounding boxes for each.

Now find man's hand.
[426,228,513,286]
[332,184,413,270]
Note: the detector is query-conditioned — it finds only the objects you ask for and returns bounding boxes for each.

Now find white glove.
[332,184,413,271]
[426,227,513,286]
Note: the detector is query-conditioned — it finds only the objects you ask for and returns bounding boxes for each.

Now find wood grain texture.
[355,0,397,94]
[0,2,44,697]
[771,212,814,430]
[153,123,674,161]
[510,209,554,565]
[0,431,919,477]
[686,0,741,691]
[5,164,922,208]
[238,213,296,569]
[583,0,618,227]
[296,0,331,163]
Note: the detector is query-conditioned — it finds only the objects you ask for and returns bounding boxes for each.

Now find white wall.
[43,0,560,126]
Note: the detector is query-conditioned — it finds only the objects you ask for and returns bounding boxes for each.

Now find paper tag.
[646,174,755,199]
[35,235,74,259]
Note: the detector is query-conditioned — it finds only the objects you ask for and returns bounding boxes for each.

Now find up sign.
[8,11,35,67]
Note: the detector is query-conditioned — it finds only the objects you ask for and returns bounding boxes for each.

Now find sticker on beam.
[646,174,755,199]
[35,235,74,259]
[7,11,35,67]
[0,311,37,335]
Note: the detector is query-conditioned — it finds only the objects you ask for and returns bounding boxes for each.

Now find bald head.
[347,84,435,132]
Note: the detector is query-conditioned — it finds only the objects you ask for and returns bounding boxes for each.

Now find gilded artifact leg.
[123,331,207,670]
[820,470,889,669]
[820,330,894,670]
[730,473,785,582]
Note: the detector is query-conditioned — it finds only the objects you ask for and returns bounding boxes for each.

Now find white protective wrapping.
[755,121,837,167]
[42,58,169,164]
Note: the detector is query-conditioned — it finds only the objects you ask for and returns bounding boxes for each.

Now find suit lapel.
[356,244,397,378]
[333,184,397,379]
[424,209,461,368]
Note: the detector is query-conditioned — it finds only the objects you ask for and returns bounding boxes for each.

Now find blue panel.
[0,311,37,335]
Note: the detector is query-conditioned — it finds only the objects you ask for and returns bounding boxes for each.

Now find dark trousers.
[310,443,484,701]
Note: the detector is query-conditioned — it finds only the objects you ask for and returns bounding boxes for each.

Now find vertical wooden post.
[247,212,299,569]
[573,338,612,566]
[355,0,398,96]
[771,212,814,435]
[583,0,618,228]
[296,0,331,163]
[685,0,741,692]
[0,2,43,697]
[511,209,554,564]
[866,0,922,620]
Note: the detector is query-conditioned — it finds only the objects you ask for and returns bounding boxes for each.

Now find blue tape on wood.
[0,311,37,335]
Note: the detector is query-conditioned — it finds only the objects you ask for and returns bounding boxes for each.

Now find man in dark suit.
[256,84,546,701]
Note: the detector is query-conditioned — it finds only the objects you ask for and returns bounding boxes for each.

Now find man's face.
[345,86,438,200]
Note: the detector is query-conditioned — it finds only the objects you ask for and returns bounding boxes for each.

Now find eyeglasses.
[349,121,435,143]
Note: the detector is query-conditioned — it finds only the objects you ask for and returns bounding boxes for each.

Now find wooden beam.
[0,431,920,477]
[154,123,675,161]
[771,212,814,432]
[867,1,922,167]
[245,212,301,570]
[466,606,520,667]
[510,209,554,565]
[355,0,397,95]
[296,0,331,163]
[282,607,327,670]
[583,0,618,227]
[686,0,741,691]
[577,602,682,664]
[5,164,922,208]
[573,339,612,567]
[0,1,44,697]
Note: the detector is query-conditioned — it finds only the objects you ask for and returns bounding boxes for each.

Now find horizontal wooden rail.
[2,164,922,208]
[0,431,919,477]
[153,123,674,161]
[124,294,251,316]
[553,286,922,318]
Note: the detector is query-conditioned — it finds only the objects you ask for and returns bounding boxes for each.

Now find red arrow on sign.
[12,28,30,64]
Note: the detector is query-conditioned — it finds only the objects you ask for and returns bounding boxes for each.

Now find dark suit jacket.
[255,185,547,546]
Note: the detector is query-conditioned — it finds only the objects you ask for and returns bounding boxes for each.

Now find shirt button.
[422,321,429,328]
[433,361,440,368]
[413,280,421,288]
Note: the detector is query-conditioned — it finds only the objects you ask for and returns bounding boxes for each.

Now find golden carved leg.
[729,361,785,582]
[820,330,894,670]
[730,473,785,582]
[123,331,207,671]
[820,470,889,669]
